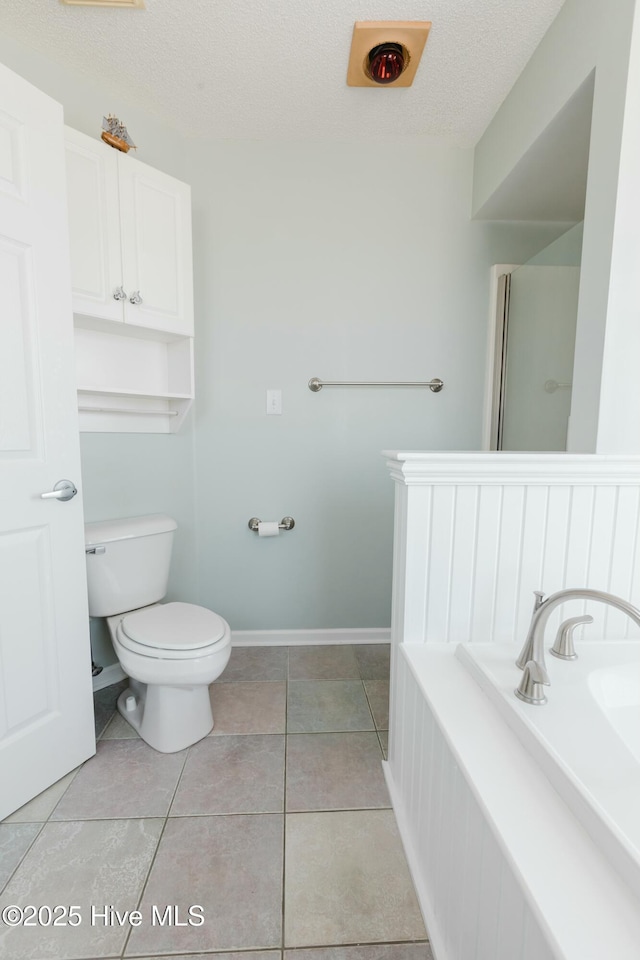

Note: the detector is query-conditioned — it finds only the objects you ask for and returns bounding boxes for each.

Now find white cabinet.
[64,127,123,323]
[64,127,195,433]
[118,154,194,336]
[65,126,193,336]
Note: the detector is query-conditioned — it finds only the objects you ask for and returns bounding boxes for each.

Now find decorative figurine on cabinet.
[101,114,136,153]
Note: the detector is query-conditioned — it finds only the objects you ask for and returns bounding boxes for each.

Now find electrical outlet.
[266,389,282,415]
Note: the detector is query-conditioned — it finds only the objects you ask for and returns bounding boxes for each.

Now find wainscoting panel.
[384,453,640,960]
[386,453,640,645]
[387,648,558,960]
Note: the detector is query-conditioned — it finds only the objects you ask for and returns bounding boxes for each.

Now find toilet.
[85,514,231,753]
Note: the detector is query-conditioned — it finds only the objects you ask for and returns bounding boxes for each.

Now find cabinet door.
[118,154,194,335]
[64,127,124,323]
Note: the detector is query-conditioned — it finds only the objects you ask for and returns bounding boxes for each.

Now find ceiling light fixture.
[367,43,406,84]
[347,21,431,88]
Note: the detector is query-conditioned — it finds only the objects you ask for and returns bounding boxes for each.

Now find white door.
[119,153,194,335]
[65,126,123,324]
[0,63,95,820]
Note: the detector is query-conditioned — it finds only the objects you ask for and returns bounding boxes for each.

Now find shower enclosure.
[490,228,582,452]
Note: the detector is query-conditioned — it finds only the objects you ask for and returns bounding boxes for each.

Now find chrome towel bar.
[308,377,443,393]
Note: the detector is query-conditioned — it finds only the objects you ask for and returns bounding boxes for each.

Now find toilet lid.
[121,602,227,651]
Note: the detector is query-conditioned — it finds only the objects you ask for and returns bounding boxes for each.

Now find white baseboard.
[230,627,391,647]
[92,662,126,692]
[382,760,447,960]
[91,630,390,690]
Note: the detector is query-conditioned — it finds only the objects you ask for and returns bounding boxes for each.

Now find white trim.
[230,627,390,647]
[92,662,126,691]
[90,630,389,691]
[384,450,640,485]
[389,645,640,959]
[482,264,520,450]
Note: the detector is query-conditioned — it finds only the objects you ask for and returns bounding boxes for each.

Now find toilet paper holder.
[248,516,295,533]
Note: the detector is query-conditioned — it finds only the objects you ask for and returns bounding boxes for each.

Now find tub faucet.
[515,588,640,705]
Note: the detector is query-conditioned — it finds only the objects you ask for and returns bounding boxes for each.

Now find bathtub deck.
[386,643,640,960]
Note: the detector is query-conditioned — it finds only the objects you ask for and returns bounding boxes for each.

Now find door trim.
[482,264,520,449]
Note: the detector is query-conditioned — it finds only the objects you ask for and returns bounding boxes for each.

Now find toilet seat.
[117,601,229,660]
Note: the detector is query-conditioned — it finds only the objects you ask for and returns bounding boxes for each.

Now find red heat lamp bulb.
[367,43,405,84]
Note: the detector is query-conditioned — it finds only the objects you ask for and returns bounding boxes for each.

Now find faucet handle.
[516,591,547,670]
[550,615,593,661]
[532,590,545,612]
[515,660,550,705]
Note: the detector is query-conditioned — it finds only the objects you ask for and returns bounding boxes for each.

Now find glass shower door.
[499,265,580,451]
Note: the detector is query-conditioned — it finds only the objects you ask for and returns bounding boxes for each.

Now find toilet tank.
[85,514,178,618]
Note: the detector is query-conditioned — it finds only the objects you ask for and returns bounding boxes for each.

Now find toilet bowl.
[108,601,231,752]
[85,515,232,753]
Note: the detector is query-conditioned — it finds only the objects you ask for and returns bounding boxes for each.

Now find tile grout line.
[23,804,395,823]
[0,819,48,898]
[119,738,192,960]
[284,938,431,953]
[361,680,390,759]
[358,646,391,758]
[46,756,88,819]
[0,748,88,895]
[122,949,282,959]
[281,645,290,953]
[360,677,380,740]
[98,714,115,740]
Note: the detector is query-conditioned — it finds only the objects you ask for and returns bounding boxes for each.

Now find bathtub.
[386,642,640,960]
[456,641,640,902]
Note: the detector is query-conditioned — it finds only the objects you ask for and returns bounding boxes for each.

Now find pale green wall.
[186,139,570,629]
[596,8,640,453]
[527,223,583,267]
[473,0,640,453]
[0,33,569,640]
[81,430,198,667]
[0,35,188,182]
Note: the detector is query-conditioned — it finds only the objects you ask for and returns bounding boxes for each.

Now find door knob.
[129,290,143,305]
[40,480,78,502]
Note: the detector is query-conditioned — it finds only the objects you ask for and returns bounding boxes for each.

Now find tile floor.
[0,644,433,960]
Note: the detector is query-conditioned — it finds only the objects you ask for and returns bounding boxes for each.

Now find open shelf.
[74,321,193,433]
[76,386,193,400]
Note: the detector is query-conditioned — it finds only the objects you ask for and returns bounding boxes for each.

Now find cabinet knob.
[129,290,143,305]
[113,286,127,301]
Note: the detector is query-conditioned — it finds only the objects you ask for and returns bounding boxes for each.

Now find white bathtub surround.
[384,452,640,960]
[387,644,640,960]
[458,641,640,901]
[385,452,640,648]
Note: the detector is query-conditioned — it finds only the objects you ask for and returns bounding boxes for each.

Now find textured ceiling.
[0,0,566,146]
